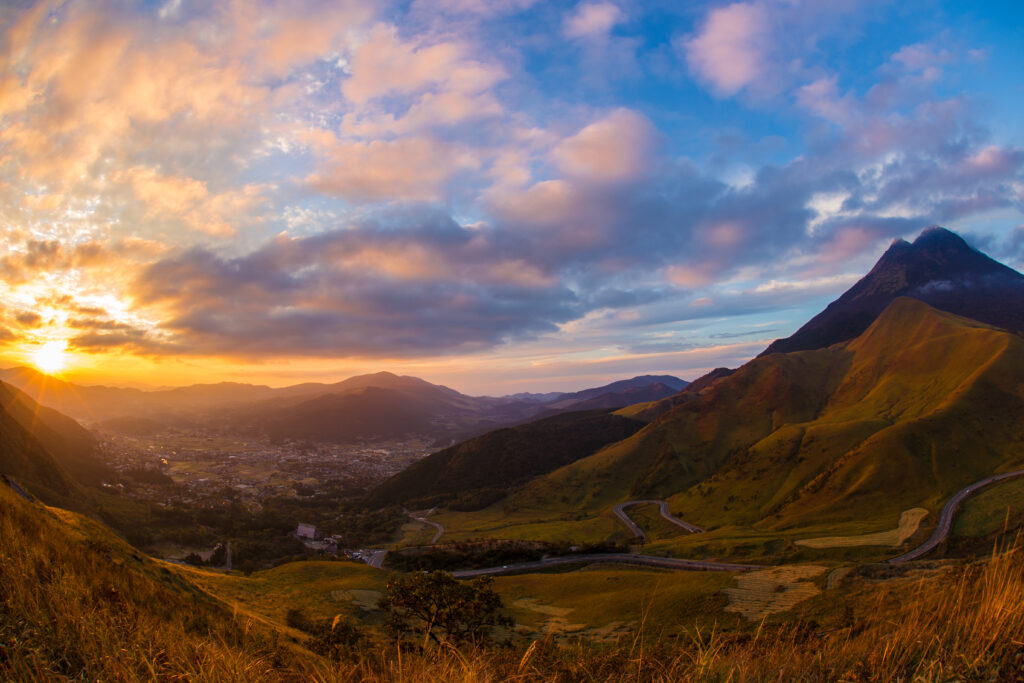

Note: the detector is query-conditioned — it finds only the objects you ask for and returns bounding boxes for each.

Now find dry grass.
[4,478,1024,682]
[723,565,827,620]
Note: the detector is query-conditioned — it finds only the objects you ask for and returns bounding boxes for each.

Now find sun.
[32,340,69,375]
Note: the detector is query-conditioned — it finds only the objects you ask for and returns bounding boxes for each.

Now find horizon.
[2,1,1023,394]
[0,361,695,397]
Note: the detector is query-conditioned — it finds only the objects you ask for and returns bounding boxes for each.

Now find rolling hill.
[0,367,687,446]
[0,381,112,486]
[543,375,688,410]
[365,409,646,510]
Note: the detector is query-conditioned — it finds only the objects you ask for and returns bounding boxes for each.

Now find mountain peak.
[761,226,1024,356]
[912,225,969,249]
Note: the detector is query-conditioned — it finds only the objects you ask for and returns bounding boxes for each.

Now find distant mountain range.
[0,366,688,445]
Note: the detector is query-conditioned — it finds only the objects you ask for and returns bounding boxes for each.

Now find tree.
[309,615,364,661]
[378,571,511,646]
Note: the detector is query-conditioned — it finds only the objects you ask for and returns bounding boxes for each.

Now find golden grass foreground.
[3,478,1024,682]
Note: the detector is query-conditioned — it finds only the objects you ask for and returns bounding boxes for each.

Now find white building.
[296,523,317,540]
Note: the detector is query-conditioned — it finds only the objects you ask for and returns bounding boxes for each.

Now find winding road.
[366,470,1024,576]
[406,508,445,545]
[613,499,704,540]
[451,553,761,578]
[888,469,1024,563]
[366,549,388,569]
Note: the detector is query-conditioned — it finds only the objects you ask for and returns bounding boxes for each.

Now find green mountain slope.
[512,299,1024,531]
[365,409,646,510]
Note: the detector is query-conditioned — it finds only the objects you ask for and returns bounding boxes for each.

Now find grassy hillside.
[0,386,89,510]
[0,479,326,681]
[493,299,1024,545]
[0,380,113,488]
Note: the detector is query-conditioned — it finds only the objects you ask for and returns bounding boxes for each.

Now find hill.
[513,298,1024,533]
[365,409,646,510]
[262,386,440,443]
[545,375,687,408]
[1,367,685,446]
[0,380,117,508]
[5,469,1024,681]
[762,226,1024,355]
[0,476,328,680]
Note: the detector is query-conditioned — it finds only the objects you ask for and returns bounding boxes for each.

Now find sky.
[1,0,1022,395]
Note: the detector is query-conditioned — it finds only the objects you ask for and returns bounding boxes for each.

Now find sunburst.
[31,340,69,375]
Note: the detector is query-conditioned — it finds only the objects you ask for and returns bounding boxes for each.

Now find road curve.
[406,509,444,545]
[613,499,704,542]
[888,469,1024,564]
[451,553,760,578]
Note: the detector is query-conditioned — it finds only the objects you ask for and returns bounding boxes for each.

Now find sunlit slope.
[0,478,322,681]
[0,384,85,509]
[513,298,1024,530]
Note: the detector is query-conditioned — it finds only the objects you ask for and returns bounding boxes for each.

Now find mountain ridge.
[762,226,1024,355]
[509,297,1024,532]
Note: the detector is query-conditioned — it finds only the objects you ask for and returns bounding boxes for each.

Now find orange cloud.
[551,108,655,183]
[116,167,265,237]
[306,135,479,202]
[341,23,506,104]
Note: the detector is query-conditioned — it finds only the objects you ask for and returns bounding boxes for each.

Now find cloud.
[128,209,581,357]
[796,77,860,128]
[550,108,657,183]
[116,167,267,237]
[409,0,538,18]
[563,2,624,41]
[341,24,506,104]
[305,134,480,202]
[681,2,770,96]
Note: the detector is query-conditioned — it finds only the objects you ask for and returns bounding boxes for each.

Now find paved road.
[366,471,1024,575]
[613,499,704,541]
[888,469,1024,563]
[406,508,445,545]
[366,549,388,569]
[451,553,761,578]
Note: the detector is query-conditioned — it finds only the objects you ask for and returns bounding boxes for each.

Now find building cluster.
[95,429,434,508]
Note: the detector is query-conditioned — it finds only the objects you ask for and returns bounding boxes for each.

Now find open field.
[176,560,388,629]
[723,564,828,620]
[178,559,746,639]
[795,508,928,548]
